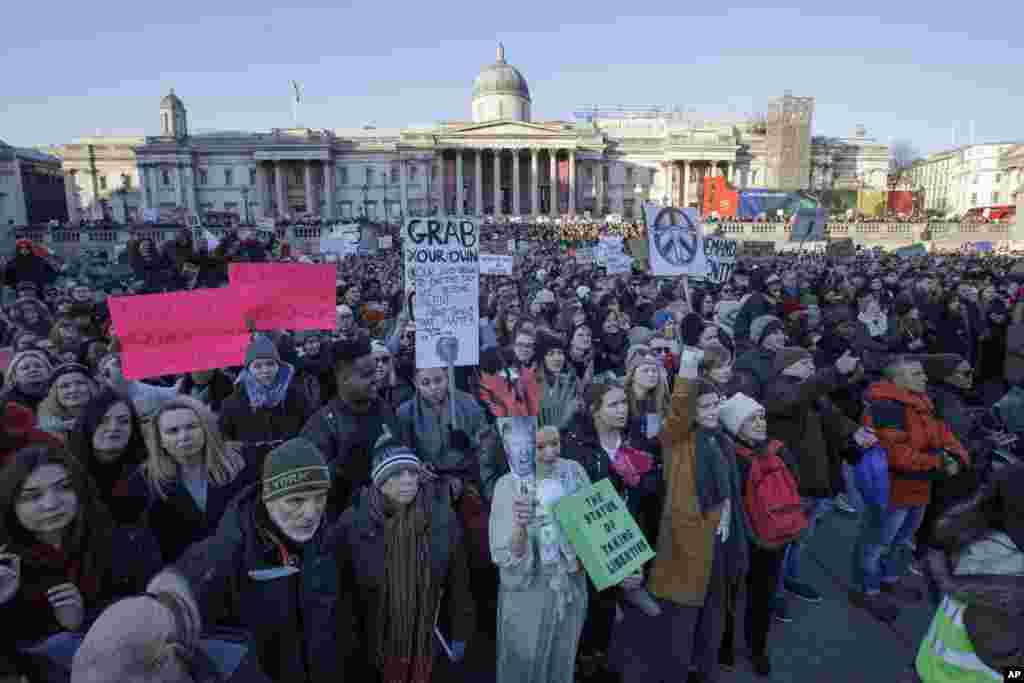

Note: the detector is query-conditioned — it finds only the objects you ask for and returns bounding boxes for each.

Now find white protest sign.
[575,247,595,265]
[597,236,624,266]
[605,252,633,275]
[479,253,515,275]
[702,236,737,284]
[791,208,827,242]
[256,217,276,230]
[403,217,480,369]
[644,205,705,277]
[320,238,358,257]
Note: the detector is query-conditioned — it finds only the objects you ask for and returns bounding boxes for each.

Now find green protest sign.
[553,478,656,591]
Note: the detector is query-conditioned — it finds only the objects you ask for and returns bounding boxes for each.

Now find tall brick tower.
[766,91,814,190]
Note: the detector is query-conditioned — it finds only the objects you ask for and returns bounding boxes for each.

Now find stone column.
[304,162,315,214]
[324,161,335,219]
[493,150,502,217]
[275,162,287,219]
[531,149,539,216]
[725,162,733,183]
[136,165,149,212]
[456,151,464,215]
[475,150,483,216]
[569,150,577,215]
[254,163,266,218]
[682,160,690,208]
[549,150,559,216]
[437,150,446,214]
[512,150,521,215]
[399,158,408,219]
[596,159,606,216]
[176,164,187,209]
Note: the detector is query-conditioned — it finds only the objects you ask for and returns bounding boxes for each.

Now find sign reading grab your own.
[403,217,480,369]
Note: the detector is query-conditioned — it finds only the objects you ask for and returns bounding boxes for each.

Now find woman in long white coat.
[489,425,590,683]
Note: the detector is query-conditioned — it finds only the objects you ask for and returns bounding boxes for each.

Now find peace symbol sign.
[651,207,699,266]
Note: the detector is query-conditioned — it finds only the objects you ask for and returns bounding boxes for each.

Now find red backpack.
[735,440,807,549]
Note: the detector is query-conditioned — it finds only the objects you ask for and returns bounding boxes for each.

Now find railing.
[14,222,1014,260]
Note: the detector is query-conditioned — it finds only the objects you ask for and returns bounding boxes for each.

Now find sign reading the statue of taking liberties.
[402,217,480,370]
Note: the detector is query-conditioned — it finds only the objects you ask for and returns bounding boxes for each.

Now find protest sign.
[604,252,633,275]
[791,208,827,242]
[554,478,656,591]
[827,238,856,259]
[702,236,737,284]
[497,416,536,479]
[403,217,480,369]
[479,253,515,276]
[740,241,775,258]
[596,236,624,266]
[108,289,249,380]
[575,247,595,265]
[228,263,336,331]
[320,237,359,258]
[644,205,704,277]
[894,243,928,259]
[973,241,994,253]
[256,217,276,230]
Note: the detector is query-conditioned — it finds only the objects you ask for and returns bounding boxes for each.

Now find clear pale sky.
[2,0,1020,156]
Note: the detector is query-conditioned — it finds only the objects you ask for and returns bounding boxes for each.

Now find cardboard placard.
[554,478,656,591]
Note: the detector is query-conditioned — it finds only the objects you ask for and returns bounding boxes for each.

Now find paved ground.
[455,506,936,683]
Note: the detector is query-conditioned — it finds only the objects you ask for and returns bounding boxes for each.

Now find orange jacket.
[863,380,968,508]
[476,367,540,417]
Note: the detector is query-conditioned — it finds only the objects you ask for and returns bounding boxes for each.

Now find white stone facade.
[61,46,891,224]
[56,137,145,225]
[911,143,1019,216]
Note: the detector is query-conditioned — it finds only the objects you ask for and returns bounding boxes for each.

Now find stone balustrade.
[14,222,1013,260]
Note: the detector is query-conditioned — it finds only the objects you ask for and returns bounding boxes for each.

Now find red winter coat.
[863,381,968,508]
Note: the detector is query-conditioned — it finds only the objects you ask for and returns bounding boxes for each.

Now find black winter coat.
[176,485,354,683]
[219,381,314,446]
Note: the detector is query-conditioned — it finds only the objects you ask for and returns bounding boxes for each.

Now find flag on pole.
[292,81,302,104]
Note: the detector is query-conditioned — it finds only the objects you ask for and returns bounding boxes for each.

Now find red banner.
[703,176,738,217]
[887,191,914,216]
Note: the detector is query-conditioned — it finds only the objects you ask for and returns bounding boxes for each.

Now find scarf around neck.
[241,362,294,410]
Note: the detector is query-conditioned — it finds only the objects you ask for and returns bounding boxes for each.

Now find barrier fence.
[13,222,1013,260]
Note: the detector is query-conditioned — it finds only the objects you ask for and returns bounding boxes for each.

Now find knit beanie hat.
[750,314,783,346]
[262,439,331,503]
[370,435,421,488]
[719,393,763,437]
[4,350,53,387]
[49,362,92,390]
[920,354,965,383]
[331,332,372,366]
[627,326,654,347]
[245,335,281,368]
[773,346,812,375]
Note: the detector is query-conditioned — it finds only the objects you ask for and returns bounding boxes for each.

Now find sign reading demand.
[554,478,656,591]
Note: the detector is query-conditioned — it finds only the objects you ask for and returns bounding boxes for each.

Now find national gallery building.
[58,45,890,225]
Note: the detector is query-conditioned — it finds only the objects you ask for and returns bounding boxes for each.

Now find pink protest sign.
[108,289,249,380]
[228,263,336,331]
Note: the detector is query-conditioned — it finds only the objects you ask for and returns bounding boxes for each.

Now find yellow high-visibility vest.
[915,595,1002,683]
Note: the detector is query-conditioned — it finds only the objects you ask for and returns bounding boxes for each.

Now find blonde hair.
[37,371,96,423]
[625,359,670,420]
[3,350,53,388]
[144,396,244,499]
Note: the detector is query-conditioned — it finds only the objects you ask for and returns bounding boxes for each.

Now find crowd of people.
[0,223,1023,683]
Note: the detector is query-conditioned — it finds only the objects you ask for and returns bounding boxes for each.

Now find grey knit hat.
[370,433,421,488]
[245,335,281,368]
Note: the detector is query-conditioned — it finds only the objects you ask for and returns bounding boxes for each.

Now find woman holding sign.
[489,425,590,683]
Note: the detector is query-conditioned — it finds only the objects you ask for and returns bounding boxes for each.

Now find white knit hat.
[719,393,763,437]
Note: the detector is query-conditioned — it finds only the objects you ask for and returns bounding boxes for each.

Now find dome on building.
[161,89,183,108]
[472,43,530,101]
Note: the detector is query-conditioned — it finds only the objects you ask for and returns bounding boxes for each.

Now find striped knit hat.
[262,439,331,503]
[370,433,421,488]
